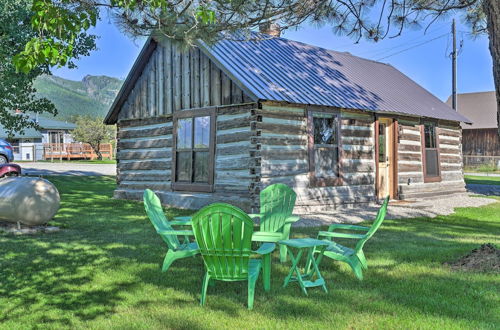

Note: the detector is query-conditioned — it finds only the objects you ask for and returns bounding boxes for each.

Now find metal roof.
[199,33,471,123]
[106,33,471,124]
[446,91,496,129]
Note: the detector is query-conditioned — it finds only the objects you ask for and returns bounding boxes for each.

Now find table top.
[278,238,330,249]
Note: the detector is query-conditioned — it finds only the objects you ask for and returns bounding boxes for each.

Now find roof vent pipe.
[259,22,281,37]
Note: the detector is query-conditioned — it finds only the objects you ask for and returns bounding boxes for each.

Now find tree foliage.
[12,0,500,134]
[0,0,96,135]
[72,116,115,160]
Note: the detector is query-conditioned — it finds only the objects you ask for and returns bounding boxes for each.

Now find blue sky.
[53,13,494,102]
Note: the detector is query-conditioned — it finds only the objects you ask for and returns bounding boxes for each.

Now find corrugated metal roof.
[199,33,471,123]
[446,91,496,129]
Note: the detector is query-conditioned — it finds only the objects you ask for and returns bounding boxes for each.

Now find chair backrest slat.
[260,184,297,233]
[355,196,389,252]
[192,203,253,280]
[143,189,180,250]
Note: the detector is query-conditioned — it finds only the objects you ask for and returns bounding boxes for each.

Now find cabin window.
[421,123,441,182]
[172,109,215,192]
[308,111,341,186]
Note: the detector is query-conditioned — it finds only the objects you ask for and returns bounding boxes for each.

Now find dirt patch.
[446,244,500,273]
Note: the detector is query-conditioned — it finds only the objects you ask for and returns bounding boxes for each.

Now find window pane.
[379,123,386,162]
[425,149,439,176]
[314,147,338,177]
[194,116,210,148]
[194,151,209,182]
[424,124,436,149]
[313,116,337,145]
[177,118,192,149]
[176,151,192,182]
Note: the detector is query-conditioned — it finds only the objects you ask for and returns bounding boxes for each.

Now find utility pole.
[451,19,457,111]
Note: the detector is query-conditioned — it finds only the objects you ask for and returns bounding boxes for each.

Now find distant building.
[446,91,499,165]
[0,116,76,161]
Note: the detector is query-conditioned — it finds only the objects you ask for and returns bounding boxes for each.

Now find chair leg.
[279,244,288,263]
[262,254,271,292]
[357,251,368,269]
[248,274,259,310]
[348,257,364,281]
[162,250,177,272]
[200,272,210,306]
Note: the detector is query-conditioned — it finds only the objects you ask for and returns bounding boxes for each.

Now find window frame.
[420,122,442,183]
[307,109,343,187]
[172,108,216,192]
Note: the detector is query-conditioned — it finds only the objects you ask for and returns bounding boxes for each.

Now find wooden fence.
[43,143,113,160]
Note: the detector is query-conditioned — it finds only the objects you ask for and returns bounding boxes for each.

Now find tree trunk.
[484,0,500,138]
[90,142,103,160]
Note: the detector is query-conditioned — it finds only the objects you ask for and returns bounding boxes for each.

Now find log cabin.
[104,33,471,212]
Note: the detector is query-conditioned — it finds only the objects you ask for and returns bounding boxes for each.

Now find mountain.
[33,74,123,122]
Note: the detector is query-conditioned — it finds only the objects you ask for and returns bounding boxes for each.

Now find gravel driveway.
[20,162,116,176]
[297,191,498,227]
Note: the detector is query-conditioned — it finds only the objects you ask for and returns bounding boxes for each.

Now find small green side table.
[278,238,330,295]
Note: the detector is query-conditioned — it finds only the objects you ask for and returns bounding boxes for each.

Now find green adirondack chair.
[191,203,275,310]
[250,183,299,263]
[143,189,199,273]
[316,196,390,280]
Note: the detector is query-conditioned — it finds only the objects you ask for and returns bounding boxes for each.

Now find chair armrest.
[158,229,194,236]
[253,243,276,255]
[285,215,300,224]
[248,213,262,219]
[169,220,192,226]
[318,231,365,239]
[252,231,282,242]
[173,216,193,221]
[327,224,370,232]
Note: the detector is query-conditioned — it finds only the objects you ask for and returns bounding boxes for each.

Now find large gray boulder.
[0,177,60,226]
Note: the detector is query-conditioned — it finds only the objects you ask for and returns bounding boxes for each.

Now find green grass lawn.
[465,175,500,186]
[1,177,499,329]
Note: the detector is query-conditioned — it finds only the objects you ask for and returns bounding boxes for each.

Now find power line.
[376,33,449,61]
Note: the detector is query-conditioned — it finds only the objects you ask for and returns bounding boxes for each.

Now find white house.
[0,116,76,161]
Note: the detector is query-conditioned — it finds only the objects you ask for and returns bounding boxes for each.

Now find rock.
[0,177,60,226]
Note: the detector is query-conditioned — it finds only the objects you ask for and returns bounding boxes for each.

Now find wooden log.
[217,131,253,144]
[191,48,200,108]
[119,160,170,171]
[157,46,164,116]
[217,117,251,131]
[399,133,421,142]
[340,119,373,127]
[216,103,255,115]
[398,163,422,172]
[398,153,422,162]
[341,174,375,185]
[182,48,191,109]
[398,174,424,184]
[256,122,307,135]
[260,149,308,160]
[201,54,210,106]
[119,116,172,128]
[210,62,221,106]
[118,172,172,182]
[221,72,231,105]
[117,150,171,160]
[398,144,421,152]
[172,42,182,112]
[440,154,462,163]
[341,128,372,138]
[231,80,243,104]
[439,128,461,138]
[216,144,251,156]
[119,182,172,191]
[341,160,375,172]
[256,136,307,146]
[117,126,172,139]
[216,156,254,170]
[439,147,460,154]
[118,138,171,150]
[164,40,173,114]
[256,109,306,120]
[343,150,373,159]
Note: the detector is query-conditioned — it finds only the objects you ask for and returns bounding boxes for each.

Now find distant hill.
[34,75,123,122]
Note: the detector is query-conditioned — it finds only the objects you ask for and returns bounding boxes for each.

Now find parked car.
[0,163,21,178]
[0,139,14,164]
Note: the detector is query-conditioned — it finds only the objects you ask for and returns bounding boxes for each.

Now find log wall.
[117,39,252,122]
[253,103,376,212]
[397,119,466,199]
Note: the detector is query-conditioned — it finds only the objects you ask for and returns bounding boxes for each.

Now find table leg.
[283,249,308,295]
[263,253,271,292]
[306,246,328,293]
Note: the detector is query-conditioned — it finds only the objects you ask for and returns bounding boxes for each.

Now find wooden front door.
[377,118,395,199]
